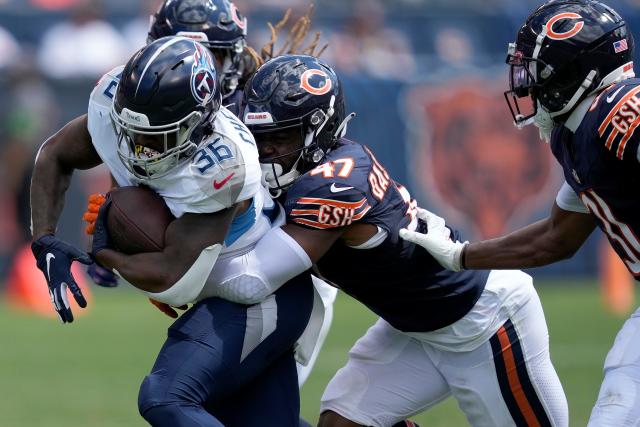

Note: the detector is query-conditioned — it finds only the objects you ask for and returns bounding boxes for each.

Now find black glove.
[31,235,92,323]
[91,196,112,261]
[87,263,119,288]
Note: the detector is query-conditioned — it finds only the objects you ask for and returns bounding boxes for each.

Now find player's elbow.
[216,274,274,304]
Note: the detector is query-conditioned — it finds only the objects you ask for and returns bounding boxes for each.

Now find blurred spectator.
[30,0,81,10]
[121,0,163,55]
[0,26,20,71]
[36,0,127,79]
[324,0,415,80]
[0,62,58,279]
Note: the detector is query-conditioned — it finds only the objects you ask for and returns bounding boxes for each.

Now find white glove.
[399,207,468,272]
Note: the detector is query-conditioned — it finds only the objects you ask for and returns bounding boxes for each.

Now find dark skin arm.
[464,202,596,269]
[31,114,103,239]
[32,113,243,294]
[96,203,243,293]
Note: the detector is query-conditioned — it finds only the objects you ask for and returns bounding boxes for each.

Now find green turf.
[0,279,633,426]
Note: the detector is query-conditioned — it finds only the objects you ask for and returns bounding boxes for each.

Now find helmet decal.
[300,69,332,95]
[545,12,584,40]
[230,3,246,30]
[614,39,629,53]
[191,42,216,104]
[177,31,209,43]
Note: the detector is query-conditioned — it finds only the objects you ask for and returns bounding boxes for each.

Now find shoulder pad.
[590,80,640,161]
[89,65,124,110]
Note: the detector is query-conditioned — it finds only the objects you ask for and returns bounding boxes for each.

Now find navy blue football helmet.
[111,36,221,179]
[505,0,635,128]
[243,55,352,192]
[148,0,247,100]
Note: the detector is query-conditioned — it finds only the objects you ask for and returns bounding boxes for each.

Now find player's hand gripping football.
[399,207,468,272]
[90,194,113,262]
[83,193,118,287]
[31,235,92,323]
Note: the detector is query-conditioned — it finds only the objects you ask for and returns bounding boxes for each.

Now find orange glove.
[148,298,188,319]
[83,193,106,235]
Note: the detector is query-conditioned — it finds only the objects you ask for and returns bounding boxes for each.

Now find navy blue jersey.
[223,89,244,118]
[283,139,489,332]
[551,78,640,278]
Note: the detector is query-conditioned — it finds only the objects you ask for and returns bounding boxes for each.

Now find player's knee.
[138,373,178,418]
[318,410,363,427]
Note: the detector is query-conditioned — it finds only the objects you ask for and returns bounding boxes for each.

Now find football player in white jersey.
[30,36,318,426]
[80,0,337,390]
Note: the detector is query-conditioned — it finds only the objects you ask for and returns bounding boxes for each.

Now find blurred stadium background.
[0,0,638,425]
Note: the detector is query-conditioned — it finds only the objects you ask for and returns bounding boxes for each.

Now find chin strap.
[334,112,356,139]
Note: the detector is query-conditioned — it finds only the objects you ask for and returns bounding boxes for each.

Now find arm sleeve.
[555,181,589,214]
[118,243,223,306]
[283,177,371,230]
[202,227,312,304]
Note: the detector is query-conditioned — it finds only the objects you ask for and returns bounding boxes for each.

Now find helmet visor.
[111,107,202,179]
[504,48,538,126]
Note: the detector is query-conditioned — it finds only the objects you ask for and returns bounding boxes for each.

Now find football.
[107,186,174,254]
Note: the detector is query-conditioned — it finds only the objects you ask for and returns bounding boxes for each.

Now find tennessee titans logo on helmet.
[191,42,216,104]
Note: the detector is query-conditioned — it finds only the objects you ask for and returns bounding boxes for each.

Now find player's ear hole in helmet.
[148,0,247,101]
[111,36,221,180]
[504,0,635,130]
[242,54,355,196]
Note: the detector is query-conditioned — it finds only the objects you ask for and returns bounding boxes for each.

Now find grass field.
[0,279,633,426]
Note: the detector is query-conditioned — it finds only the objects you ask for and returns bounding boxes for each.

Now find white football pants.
[320,270,568,427]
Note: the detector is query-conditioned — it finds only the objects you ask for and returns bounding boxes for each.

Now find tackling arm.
[210,223,342,304]
[400,202,596,271]
[464,202,596,269]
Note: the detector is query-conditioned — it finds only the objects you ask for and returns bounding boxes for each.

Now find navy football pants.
[138,273,314,426]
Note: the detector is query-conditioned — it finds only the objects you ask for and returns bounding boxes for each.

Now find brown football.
[106,186,174,254]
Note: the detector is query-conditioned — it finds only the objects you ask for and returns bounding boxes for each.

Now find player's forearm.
[464,219,573,270]
[30,142,73,239]
[95,249,184,292]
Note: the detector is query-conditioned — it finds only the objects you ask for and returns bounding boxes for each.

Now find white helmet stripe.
[135,36,186,97]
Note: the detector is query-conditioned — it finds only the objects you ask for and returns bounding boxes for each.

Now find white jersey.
[87,66,283,295]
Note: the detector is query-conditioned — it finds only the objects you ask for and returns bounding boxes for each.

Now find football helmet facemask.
[148,0,247,100]
[111,36,221,179]
[505,0,635,133]
[243,55,354,194]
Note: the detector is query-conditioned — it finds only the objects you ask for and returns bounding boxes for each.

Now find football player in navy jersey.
[400,1,640,426]
[214,54,570,426]
[147,0,255,118]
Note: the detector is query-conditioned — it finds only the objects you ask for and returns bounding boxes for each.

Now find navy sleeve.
[284,175,371,230]
[594,82,640,162]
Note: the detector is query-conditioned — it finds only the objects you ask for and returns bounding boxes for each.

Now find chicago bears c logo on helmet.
[300,69,332,95]
[545,12,584,40]
[230,3,246,30]
[191,42,216,104]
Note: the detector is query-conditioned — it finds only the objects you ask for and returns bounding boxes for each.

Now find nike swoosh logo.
[213,172,235,190]
[607,87,624,103]
[46,253,55,281]
[330,183,354,193]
